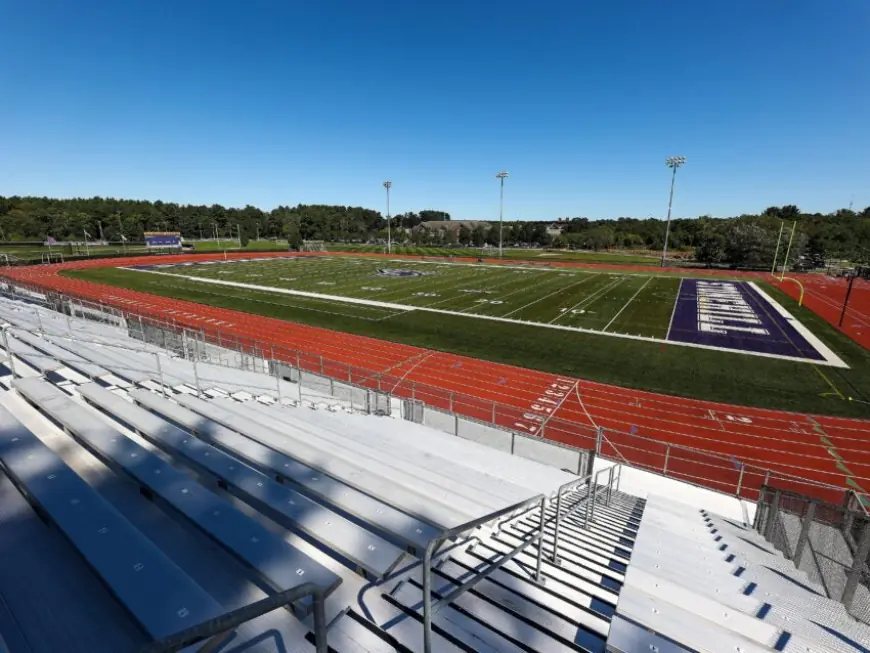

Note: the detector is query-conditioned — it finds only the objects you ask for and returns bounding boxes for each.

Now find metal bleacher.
[0,291,868,652]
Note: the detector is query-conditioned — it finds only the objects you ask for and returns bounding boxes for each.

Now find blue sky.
[2,0,868,220]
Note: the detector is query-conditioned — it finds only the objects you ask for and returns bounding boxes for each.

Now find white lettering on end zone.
[695,281,769,337]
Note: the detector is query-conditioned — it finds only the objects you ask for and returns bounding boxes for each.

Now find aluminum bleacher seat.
[10,330,110,380]
[141,389,471,530]
[0,402,224,641]
[12,377,342,606]
[78,382,406,580]
[129,388,441,554]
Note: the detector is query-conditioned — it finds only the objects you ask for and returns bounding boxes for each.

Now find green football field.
[67,256,870,416]
[145,256,680,338]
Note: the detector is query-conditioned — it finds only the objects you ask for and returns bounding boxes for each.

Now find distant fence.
[0,279,861,508]
[755,485,870,624]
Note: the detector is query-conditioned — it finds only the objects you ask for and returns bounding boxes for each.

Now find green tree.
[458,225,472,246]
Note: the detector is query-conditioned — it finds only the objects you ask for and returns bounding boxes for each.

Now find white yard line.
[665,278,683,340]
[125,268,850,367]
[501,274,601,319]
[602,277,653,332]
[548,276,625,324]
[748,281,847,368]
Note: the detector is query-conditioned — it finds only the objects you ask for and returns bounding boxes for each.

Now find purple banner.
[666,279,823,360]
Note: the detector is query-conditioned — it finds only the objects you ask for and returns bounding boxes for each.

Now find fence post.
[182,330,189,360]
[763,469,771,487]
[449,392,454,412]
[347,364,352,383]
[736,463,745,498]
[842,519,870,610]
[662,445,670,475]
[491,402,496,425]
[763,490,781,540]
[1,327,17,377]
[792,501,817,565]
[192,352,202,397]
[154,353,168,398]
[319,355,324,375]
[275,361,282,406]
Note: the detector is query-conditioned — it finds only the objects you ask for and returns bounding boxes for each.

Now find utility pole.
[117,213,126,253]
[661,156,686,267]
[496,171,509,258]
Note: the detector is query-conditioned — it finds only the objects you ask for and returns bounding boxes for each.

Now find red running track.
[771,274,870,351]
[3,252,870,504]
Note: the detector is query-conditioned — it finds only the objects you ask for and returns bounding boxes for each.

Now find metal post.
[448,391,454,413]
[771,221,785,274]
[552,490,562,564]
[497,172,508,258]
[1,327,16,377]
[154,353,168,398]
[764,490,781,540]
[607,466,614,506]
[763,469,771,487]
[182,330,189,360]
[590,475,598,522]
[319,355,324,375]
[535,496,546,583]
[842,519,870,609]
[275,360,282,405]
[510,432,515,455]
[736,463,745,498]
[34,307,44,333]
[839,269,860,328]
[779,221,797,282]
[792,501,817,565]
[192,350,202,397]
[422,540,436,653]
[661,165,678,267]
[491,402,496,424]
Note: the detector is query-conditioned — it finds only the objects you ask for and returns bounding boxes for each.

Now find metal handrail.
[421,493,547,653]
[847,489,870,517]
[138,582,329,653]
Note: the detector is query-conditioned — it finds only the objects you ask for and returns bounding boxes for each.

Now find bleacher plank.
[10,331,109,380]
[606,615,693,653]
[78,383,405,580]
[149,390,471,529]
[130,388,441,553]
[174,394,488,524]
[0,403,223,640]
[1,335,64,374]
[12,377,342,603]
[217,397,538,508]
[43,336,150,384]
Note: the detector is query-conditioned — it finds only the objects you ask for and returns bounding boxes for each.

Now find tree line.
[0,196,868,268]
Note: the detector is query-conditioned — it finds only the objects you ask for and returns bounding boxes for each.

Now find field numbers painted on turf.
[413,292,439,297]
[361,286,383,291]
[559,308,587,315]
[474,299,504,304]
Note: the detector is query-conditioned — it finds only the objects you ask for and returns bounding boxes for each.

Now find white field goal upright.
[301,240,327,252]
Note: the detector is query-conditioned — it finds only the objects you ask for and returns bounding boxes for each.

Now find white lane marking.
[603,276,653,332]
[665,278,683,340]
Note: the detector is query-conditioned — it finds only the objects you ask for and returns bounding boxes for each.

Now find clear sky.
[2,0,868,220]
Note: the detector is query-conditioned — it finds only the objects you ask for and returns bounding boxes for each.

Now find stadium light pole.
[496,171,509,258]
[383,181,392,254]
[83,230,91,257]
[661,156,686,268]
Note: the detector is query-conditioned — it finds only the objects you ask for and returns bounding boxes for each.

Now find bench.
[130,388,441,553]
[11,330,109,380]
[78,383,405,580]
[12,378,342,606]
[173,393,477,528]
[0,403,223,640]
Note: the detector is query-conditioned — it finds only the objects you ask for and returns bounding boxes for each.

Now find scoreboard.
[144,232,182,248]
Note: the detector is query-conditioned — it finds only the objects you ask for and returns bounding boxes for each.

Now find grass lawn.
[67,258,870,417]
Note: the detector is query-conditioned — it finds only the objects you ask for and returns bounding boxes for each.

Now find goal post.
[301,240,327,252]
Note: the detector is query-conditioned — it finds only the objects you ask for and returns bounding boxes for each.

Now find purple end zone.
[667,279,824,361]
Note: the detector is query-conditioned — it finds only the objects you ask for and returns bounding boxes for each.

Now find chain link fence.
[755,486,870,624]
